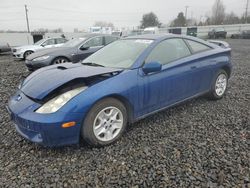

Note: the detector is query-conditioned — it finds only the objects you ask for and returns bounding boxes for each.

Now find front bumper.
[7,91,85,147]
[25,59,52,71]
[12,51,24,59]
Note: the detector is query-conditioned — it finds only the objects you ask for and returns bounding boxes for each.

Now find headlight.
[36,86,87,114]
[33,56,50,61]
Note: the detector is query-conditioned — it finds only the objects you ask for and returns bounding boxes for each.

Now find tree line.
[140,0,250,28]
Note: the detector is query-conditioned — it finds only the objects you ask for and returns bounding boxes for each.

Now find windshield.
[34,39,47,45]
[62,38,86,47]
[82,39,153,69]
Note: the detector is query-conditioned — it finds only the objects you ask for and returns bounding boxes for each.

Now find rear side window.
[185,40,211,53]
[146,38,191,65]
[56,38,67,44]
[105,36,118,45]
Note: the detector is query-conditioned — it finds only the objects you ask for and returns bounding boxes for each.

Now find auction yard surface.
[0,39,249,187]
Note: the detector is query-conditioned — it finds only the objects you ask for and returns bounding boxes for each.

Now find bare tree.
[211,0,226,25]
[224,12,240,24]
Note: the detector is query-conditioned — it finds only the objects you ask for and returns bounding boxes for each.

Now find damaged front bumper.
[7,91,85,147]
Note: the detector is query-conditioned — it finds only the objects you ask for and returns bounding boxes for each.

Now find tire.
[23,50,33,60]
[51,57,69,64]
[81,98,128,147]
[207,70,228,100]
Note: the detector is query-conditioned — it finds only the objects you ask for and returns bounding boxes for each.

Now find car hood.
[21,63,122,100]
[26,47,73,60]
[14,45,42,51]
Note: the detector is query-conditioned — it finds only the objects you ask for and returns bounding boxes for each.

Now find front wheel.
[208,70,228,100]
[81,98,127,147]
[52,57,69,64]
[23,50,33,60]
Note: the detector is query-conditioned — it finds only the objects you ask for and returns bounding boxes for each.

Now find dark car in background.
[208,28,227,39]
[0,41,11,53]
[25,34,119,71]
[231,30,250,39]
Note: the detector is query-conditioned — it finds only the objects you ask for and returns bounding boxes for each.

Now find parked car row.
[7,34,232,147]
[231,30,250,39]
[25,34,119,71]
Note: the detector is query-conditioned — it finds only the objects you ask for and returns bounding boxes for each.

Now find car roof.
[125,34,216,48]
[125,33,202,41]
[78,33,114,38]
[126,34,170,40]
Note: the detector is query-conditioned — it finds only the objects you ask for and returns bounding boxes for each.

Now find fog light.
[62,122,76,128]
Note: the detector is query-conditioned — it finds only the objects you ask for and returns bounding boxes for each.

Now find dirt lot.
[0,39,249,187]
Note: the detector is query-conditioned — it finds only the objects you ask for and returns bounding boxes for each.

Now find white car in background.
[142,27,159,34]
[12,37,68,60]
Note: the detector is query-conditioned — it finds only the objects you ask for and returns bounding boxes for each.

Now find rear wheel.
[52,57,69,64]
[81,98,127,147]
[23,50,33,60]
[208,70,228,100]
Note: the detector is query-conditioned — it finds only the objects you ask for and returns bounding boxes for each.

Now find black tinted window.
[105,36,118,45]
[185,40,211,53]
[84,37,103,47]
[146,38,191,65]
[56,38,67,44]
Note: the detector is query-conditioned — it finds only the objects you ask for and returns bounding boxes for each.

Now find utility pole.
[185,6,189,26]
[185,6,189,19]
[246,0,249,23]
[24,5,30,33]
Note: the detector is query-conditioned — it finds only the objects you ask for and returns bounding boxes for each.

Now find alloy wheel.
[93,106,123,142]
[215,73,227,96]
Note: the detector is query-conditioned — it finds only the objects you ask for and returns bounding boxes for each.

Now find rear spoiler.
[208,40,230,48]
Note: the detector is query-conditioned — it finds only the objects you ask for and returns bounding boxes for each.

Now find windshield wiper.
[81,62,104,67]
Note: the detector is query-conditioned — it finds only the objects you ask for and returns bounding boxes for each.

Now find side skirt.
[133,90,209,123]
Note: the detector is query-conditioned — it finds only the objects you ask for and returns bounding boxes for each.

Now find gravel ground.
[0,39,249,187]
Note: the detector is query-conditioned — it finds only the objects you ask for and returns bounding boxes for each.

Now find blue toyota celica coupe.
[7,34,232,147]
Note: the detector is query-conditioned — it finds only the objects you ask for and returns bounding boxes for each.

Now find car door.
[74,36,104,62]
[138,38,205,115]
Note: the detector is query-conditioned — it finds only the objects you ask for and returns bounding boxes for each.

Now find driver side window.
[83,37,103,48]
[42,39,55,46]
[145,38,191,65]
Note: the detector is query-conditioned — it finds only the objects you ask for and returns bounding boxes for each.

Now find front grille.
[12,49,17,52]
[12,113,40,132]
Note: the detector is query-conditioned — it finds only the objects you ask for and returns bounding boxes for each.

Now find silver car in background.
[12,37,68,60]
[0,41,11,53]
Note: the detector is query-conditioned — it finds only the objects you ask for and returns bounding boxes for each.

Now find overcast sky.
[0,0,247,32]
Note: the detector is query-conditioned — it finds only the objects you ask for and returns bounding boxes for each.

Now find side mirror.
[80,45,90,50]
[142,61,162,74]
